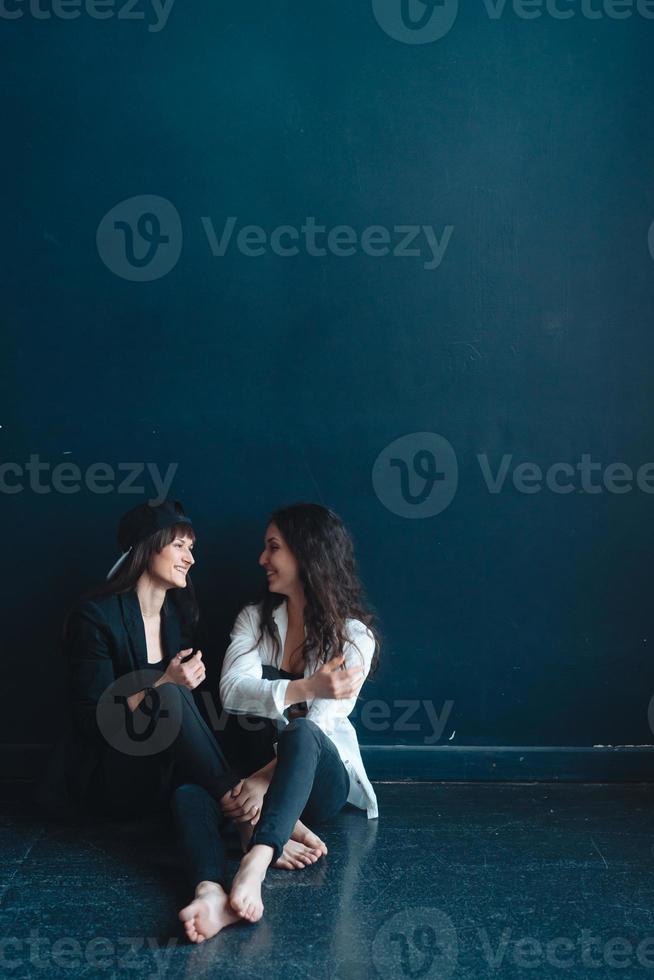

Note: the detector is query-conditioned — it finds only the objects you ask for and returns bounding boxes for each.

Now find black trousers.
[172,717,350,888]
[95,684,241,821]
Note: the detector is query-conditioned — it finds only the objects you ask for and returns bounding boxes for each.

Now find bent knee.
[171,782,207,807]
[281,717,320,738]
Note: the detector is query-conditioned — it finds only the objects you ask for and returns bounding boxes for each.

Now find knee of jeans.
[171,782,206,811]
[281,717,320,739]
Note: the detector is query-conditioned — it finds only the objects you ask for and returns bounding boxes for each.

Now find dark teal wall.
[3,1,654,759]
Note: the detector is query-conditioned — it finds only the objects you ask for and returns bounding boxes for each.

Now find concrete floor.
[1,783,654,979]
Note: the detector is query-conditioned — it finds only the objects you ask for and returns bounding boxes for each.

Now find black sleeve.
[67,602,117,743]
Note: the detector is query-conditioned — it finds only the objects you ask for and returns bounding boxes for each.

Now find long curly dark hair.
[254,503,380,674]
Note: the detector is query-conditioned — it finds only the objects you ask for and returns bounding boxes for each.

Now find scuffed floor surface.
[1,783,654,979]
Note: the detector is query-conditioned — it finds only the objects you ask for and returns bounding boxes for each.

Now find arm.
[68,604,205,742]
[220,605,304,720]
[67,603,117,742]
[305,625,375,730]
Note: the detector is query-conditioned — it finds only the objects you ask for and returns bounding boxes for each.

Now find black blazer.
[35,589,194,818]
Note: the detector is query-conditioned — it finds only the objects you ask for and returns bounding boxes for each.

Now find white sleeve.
[219,606,290,721]
[305,623,375,733]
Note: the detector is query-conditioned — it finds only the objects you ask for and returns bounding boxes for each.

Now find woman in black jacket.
[47,500,323,943]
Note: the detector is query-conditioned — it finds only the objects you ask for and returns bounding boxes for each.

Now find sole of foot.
[178,883,242,943]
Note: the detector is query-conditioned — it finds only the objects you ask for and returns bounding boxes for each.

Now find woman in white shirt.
[220,502,380,925]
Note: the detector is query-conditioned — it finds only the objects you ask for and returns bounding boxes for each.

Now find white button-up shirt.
[219,601,379,819]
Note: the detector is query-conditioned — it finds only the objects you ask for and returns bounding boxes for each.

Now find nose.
[184,549,194,567]
[259,549,268,567]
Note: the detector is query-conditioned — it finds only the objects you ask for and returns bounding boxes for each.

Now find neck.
[285,588,305,622]
[135,573,167,619]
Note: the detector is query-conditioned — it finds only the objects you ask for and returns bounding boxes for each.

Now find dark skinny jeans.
[172,717,350,887]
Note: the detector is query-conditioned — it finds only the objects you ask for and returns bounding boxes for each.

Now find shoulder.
[70,594,118,624]
[346,618,375,644]
[232,602,262,631]
[345,618,376,661]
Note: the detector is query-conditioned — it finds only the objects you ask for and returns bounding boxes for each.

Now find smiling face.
[148,532,195,589]
[259,522,300,596]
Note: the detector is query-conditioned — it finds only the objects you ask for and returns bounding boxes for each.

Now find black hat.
[106,500,193,579]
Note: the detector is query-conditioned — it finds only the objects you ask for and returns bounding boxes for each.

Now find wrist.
[256,759,276,784]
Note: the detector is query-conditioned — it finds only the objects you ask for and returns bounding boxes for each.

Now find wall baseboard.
[361,745,654,781]
[3,743,654,785]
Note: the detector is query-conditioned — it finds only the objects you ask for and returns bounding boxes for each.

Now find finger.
[223,795,247,812]
[231,780,244,798]
[195,650,203,660]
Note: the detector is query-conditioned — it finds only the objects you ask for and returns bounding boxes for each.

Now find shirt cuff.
[271,679,291,719]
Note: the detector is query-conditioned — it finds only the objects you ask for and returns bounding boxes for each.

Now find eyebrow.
[265,536,280,545]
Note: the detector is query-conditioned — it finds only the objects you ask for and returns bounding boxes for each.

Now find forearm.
[284,677,313,707]
[254,757,277,786]
[126,675,168,713]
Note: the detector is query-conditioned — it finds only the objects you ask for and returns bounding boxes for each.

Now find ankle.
[195,880,223,898]
[244,844,274,867]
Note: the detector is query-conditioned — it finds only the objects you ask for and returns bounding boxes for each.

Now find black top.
[261,664,306,719]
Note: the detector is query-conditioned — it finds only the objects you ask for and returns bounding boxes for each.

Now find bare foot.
[229,845,273,922]
[291,819,328,856]
[178,881,242,943]
[274,839,323,870]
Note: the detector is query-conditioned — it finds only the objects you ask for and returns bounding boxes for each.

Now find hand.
[307,654,364,700]
[160,649,206,690]
[220,775,267,824]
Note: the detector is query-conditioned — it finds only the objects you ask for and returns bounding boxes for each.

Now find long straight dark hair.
[254,503,380,674]
[64,521,198,639]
